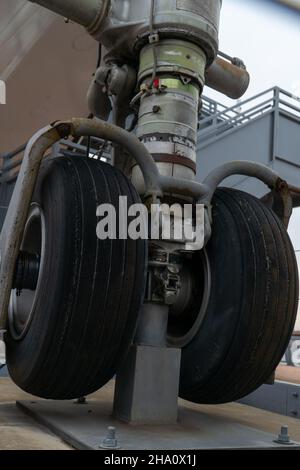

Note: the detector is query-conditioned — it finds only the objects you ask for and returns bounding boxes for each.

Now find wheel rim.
[8,204,46,341]
[167,250,211,348]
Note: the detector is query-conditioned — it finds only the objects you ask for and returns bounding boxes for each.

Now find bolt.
[274,426,294,445]
[100,426,120,449]
[152,105,161,114]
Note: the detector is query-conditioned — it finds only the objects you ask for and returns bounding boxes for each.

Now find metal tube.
[70,118,162,197]
[0,124,66,330]
[28,0,108,29]
[159,176,209,200]
[71,120,212,200]
[201,161,281,204]
[87,74,112,121]
[206,57,250,99]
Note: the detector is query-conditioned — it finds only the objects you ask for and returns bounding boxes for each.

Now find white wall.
[0,0,55,80]
[0,14,98,152]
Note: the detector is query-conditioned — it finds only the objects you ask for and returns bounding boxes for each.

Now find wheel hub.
[13,251,40,292]
[8,204,45,340]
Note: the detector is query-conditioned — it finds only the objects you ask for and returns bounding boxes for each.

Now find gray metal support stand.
[113,304,181,424]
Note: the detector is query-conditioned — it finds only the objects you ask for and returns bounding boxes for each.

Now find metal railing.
[201,95,241,120]
[198,87,300,147]
[0,136,111,184]
[1,86,300,183]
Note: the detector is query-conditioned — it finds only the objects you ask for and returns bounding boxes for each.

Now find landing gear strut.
[0,0,298,412]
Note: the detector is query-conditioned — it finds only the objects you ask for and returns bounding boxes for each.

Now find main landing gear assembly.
[0,0,298,440]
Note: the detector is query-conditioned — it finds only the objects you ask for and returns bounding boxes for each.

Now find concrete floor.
[1,377,300,449]
[0,378,71,450]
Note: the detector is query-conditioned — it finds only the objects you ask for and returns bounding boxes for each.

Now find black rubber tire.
[5,156,147,399]
[179,188,298,404]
